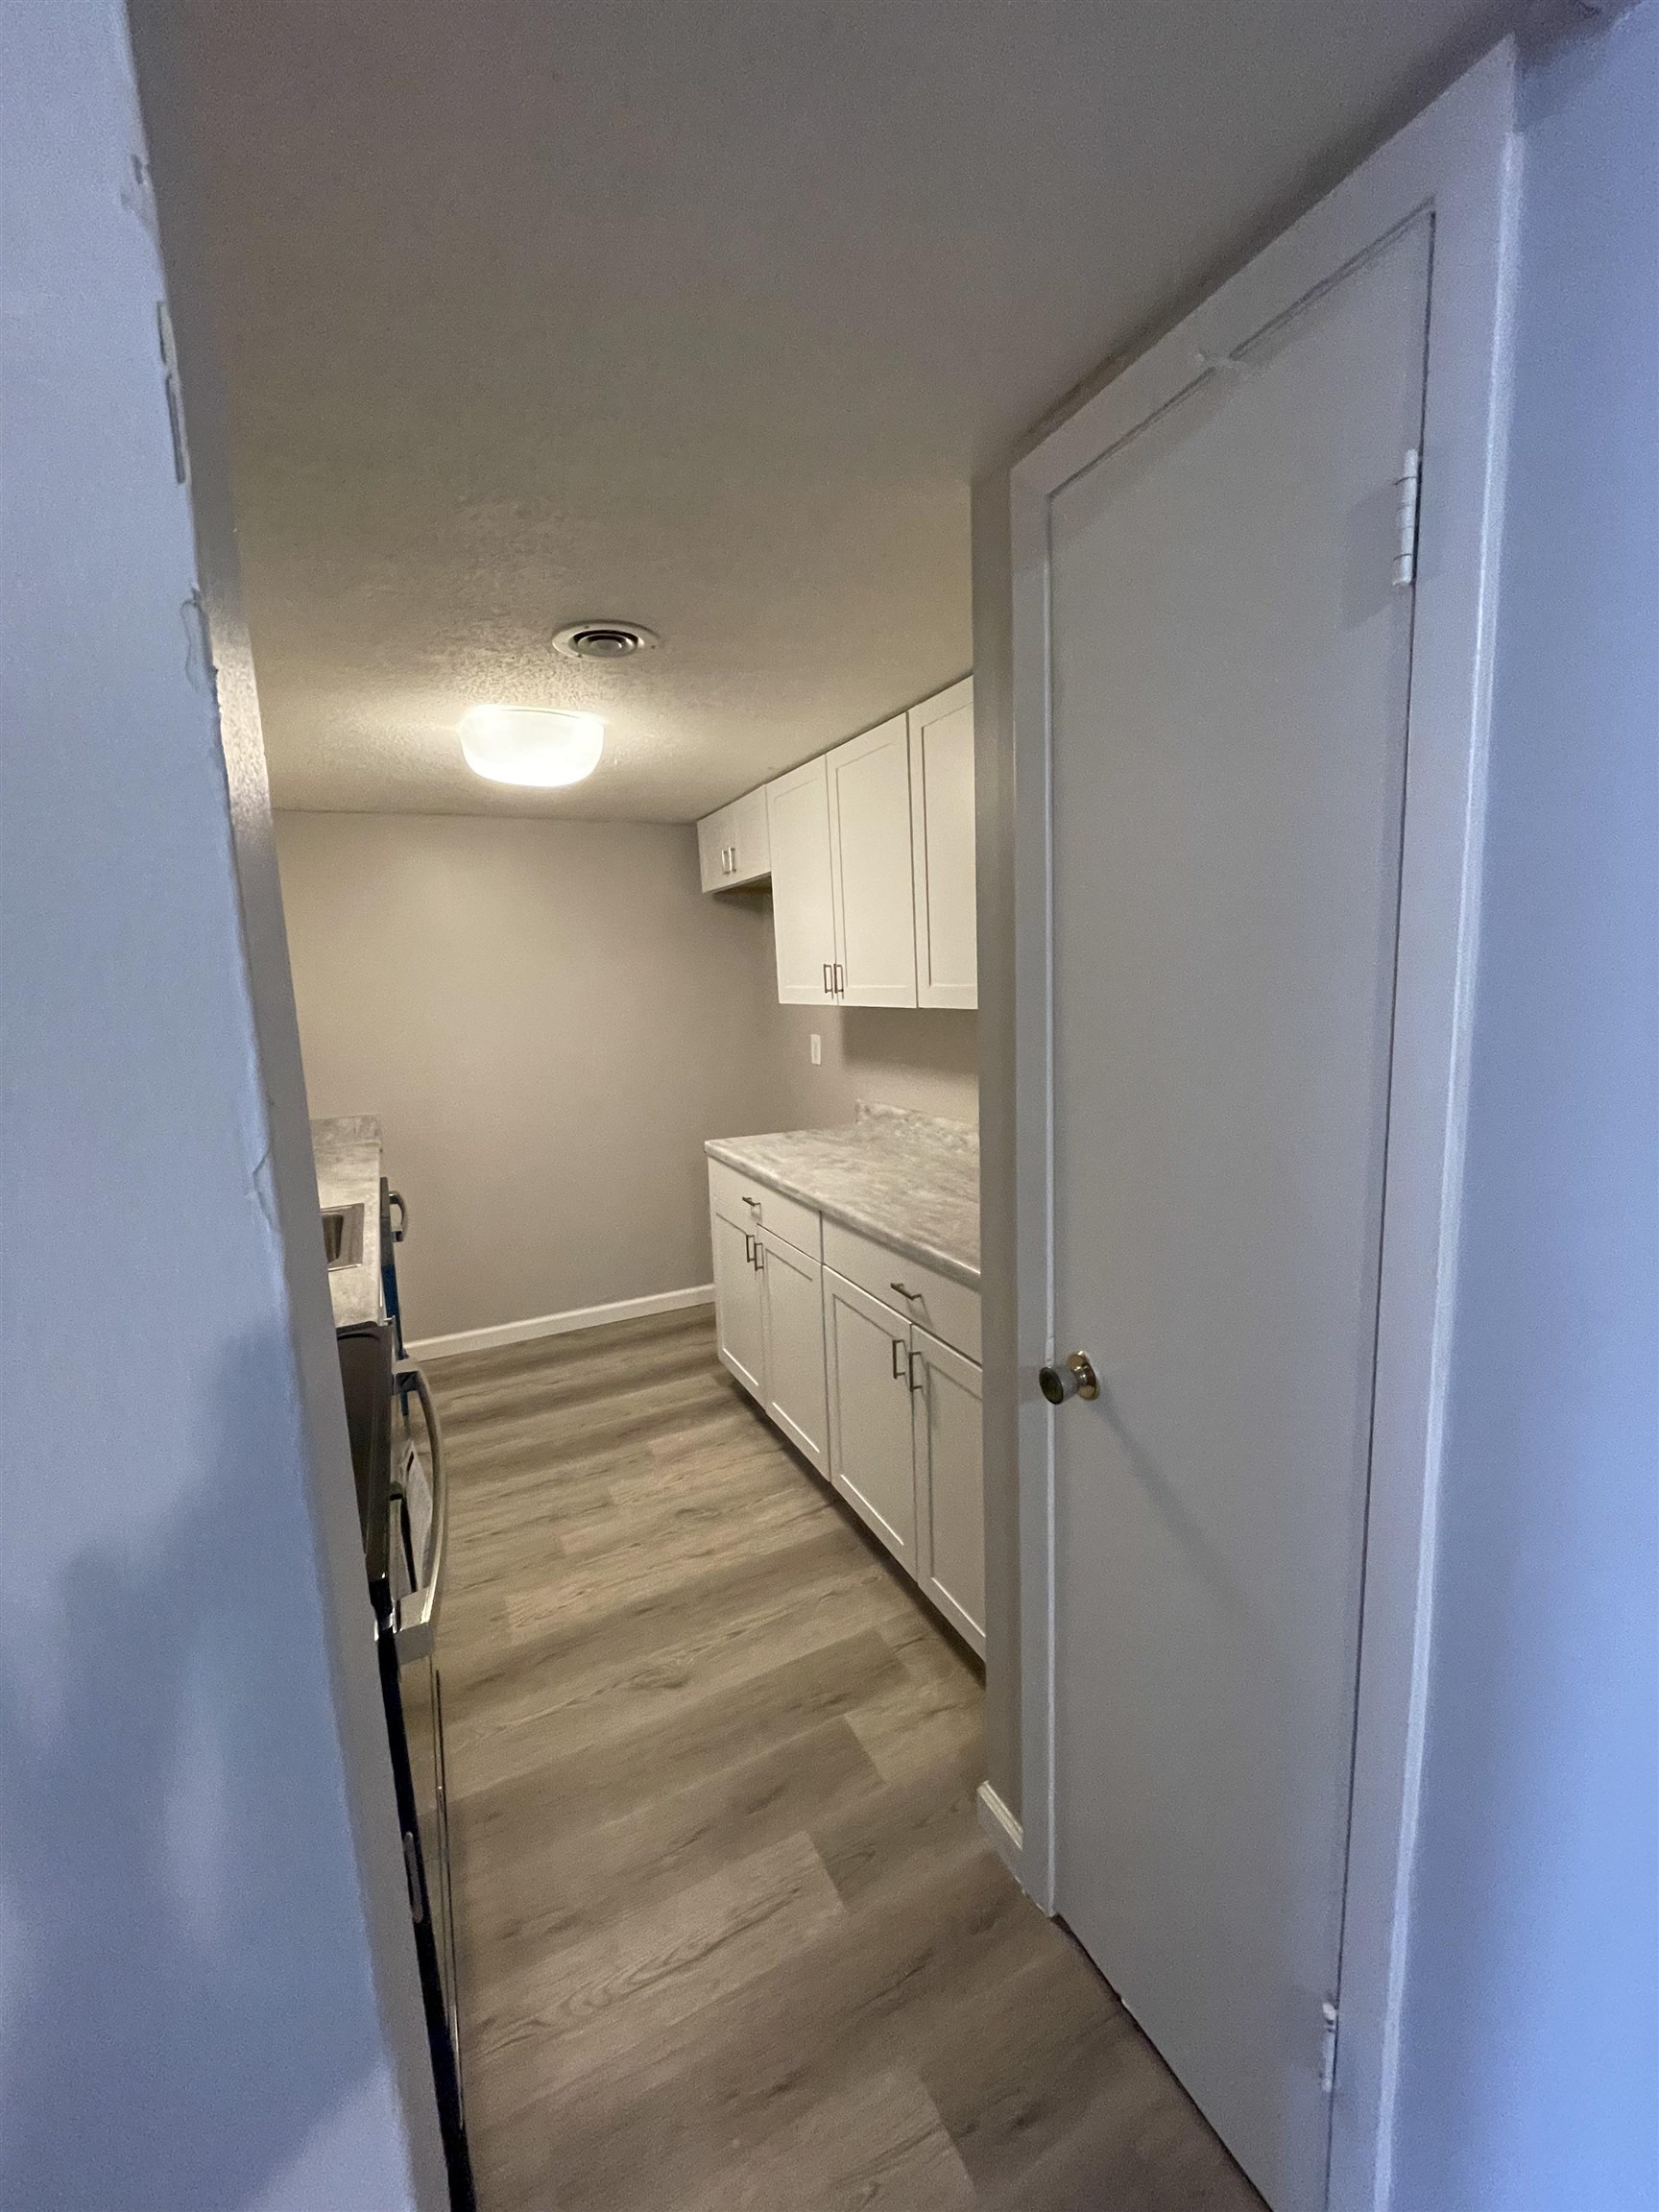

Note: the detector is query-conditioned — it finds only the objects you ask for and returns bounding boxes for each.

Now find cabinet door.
[729,785,771,886]
[758,1226,828,1474]
[827,713,918,1006]
[823,1266,916,1566]
[766,758,837,1002]
[697,805,732,893]
[911,1326,984,1654]
[710,1202,766,1398]
[908,678,977,1008]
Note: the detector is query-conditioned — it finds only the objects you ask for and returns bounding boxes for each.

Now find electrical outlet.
[809,1033,822,1066]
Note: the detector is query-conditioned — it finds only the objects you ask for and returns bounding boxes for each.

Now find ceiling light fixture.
[459,705,604,788]
[552,620,661,661]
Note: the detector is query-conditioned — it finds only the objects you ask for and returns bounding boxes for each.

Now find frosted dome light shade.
[460,705,604,787]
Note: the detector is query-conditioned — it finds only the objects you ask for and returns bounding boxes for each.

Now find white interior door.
[908,679,977,1008]
[758,1227,829,1475]
[827,713,917,1007]
[823,1268,916,1565]
[911,1326,984,1653]
[710,1205,766,1400]
[1047,220,1431,2212]
[767,759,836,1002]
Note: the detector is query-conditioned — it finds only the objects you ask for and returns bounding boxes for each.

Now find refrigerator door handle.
[395,1360,446,1663]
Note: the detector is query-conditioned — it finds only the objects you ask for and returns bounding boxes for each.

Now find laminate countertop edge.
[312,1113,386,1329]
[704,1125,980,1290]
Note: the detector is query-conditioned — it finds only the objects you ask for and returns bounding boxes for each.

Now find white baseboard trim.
[407,1283,714,1361]
[976,1780,1025,1885]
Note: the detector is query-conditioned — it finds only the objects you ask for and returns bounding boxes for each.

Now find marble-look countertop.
[312,1115,384,1329]
[706,1104,979,1286]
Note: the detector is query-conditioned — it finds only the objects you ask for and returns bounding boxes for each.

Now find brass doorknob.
[1039,1352,1099,1405]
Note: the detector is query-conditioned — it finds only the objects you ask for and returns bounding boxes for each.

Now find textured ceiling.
[189,0,1507,820]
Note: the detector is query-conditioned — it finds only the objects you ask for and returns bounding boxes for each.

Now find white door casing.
[909,678,978,1008]
[911,1325,985,1654]
[827,713,918,1007]
[1010,46,1517,2212]
[758,1226,830,1475]
[823,1266,918,1565]
[767,758,837,1001]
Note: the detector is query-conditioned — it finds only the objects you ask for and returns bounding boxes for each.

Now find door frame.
[1009,44,1518,2210]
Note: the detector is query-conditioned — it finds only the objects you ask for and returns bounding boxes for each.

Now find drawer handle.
[890,1281,922,1303]
[743,1194,761,1214]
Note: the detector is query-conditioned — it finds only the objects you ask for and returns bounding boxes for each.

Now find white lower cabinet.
[826,712,918,1007]
[709,1163,983,1653]
[757,1227,829,1476]
[710,1205,766,1398]
[823,1266,919,1569]
[910,1327,985,1650]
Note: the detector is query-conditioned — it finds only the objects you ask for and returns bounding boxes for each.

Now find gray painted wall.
[1390,11,1659,2205]
[0,8,440,2206]
[276,811,786,1340]
[767,1003,979,1130]
[276,811,976,1343]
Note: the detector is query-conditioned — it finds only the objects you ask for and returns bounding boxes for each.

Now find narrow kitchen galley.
[305,762,1268,2208]
[23,7,1640,2212]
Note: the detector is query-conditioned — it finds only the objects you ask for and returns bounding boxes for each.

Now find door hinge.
[1320,1999,1340,2095]
[1393,445,1421,589]
[402,1831,425,1925]
[156,301,190,487]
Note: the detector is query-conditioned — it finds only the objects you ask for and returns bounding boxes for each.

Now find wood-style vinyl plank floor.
[428,1308,1262,2212]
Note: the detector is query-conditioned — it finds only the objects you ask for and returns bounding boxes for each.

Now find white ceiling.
[191,0,1507,821]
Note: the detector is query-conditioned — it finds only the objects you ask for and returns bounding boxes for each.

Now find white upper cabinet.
[728,786,769,882]
[908,677,977,1008]
[827,713,918,1008]
[696,784,771,893]
[766,758,839,1003]
[751,674,974,1004]
[696,809,729,893]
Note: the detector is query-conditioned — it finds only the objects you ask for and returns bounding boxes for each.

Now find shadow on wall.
[842,1007,978,1107]
[0,1331,388,2212]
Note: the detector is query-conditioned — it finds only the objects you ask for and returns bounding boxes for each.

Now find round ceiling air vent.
[552,621,661,661]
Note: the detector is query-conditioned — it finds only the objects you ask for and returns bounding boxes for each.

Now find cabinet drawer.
[821,1217,979,1363]
[708,1158,821,1261]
